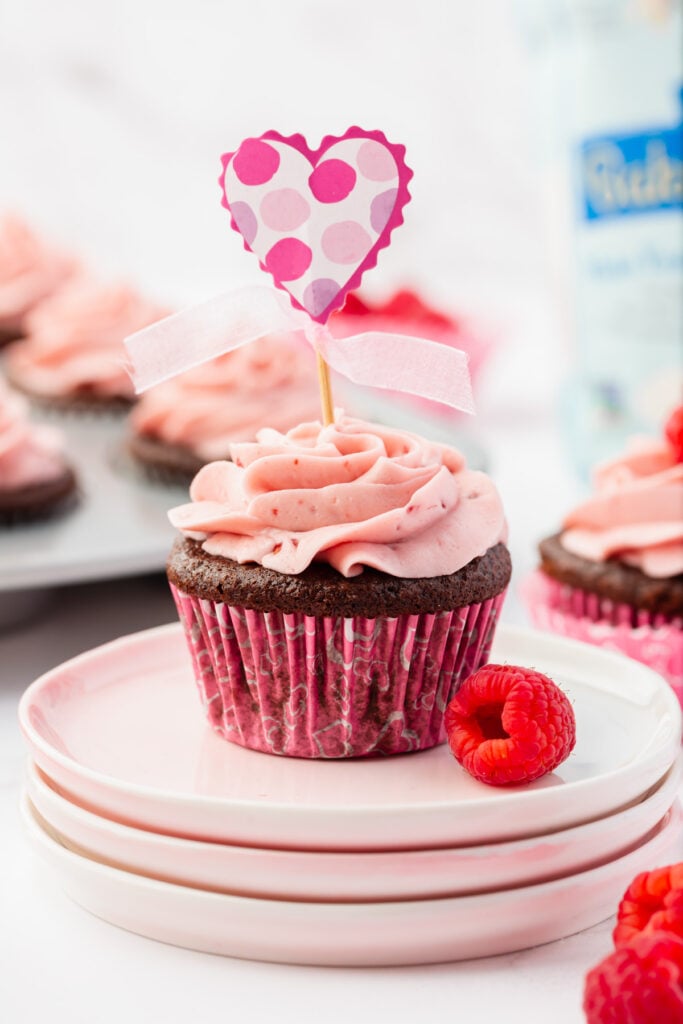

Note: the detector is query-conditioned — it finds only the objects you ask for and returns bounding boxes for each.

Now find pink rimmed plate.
[25,758,681,902]
[21,796,683,965]
[18,623,681,850]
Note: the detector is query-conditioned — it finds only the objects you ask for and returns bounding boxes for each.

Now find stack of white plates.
[19,623,683,966]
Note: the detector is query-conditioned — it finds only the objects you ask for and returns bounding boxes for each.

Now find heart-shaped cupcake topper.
[219,128,412,325]
[124,129,474,423]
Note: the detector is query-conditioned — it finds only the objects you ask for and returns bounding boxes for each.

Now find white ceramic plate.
[26,758,682,902]
[19,623,682,850]
[0,412,186,592]
[22,795,683,965]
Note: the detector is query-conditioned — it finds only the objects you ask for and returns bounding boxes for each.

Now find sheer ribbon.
[124,285,474,413]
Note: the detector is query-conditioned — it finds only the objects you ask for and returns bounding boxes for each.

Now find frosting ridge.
[0,383,68,488]
[169,416,506,578]
[6,276,167,399]
[130,335,321,460]
[0,215,76,332]
[561,438,683,578]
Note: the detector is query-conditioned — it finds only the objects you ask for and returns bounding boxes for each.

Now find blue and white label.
[580,97,682,221]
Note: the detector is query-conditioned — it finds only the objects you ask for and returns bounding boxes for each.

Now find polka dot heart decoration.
[220,128,413,324]
[124,127,474,426]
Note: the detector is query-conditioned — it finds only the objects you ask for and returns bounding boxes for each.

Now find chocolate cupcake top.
[129,334,321,462]
[169,415,506,579]
[560,437,683,580]
[0,215,76,334]
[0,382,70,491]
[5,276,168,401]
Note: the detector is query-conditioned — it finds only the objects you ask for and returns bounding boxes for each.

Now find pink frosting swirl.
[130,335,321,460]
[0,215,76,332]
[0,382,68,489]
[561,438,683,578]
[169,416,506,578]
[5,276,168,399]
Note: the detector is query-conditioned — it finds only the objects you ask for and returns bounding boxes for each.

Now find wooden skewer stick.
[316,349,335,426]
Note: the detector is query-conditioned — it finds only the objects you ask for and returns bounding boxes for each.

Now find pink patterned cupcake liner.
[170,583,507,758]
[522,571,683,705]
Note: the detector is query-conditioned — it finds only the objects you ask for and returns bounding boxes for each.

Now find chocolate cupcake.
[525,415,683,701]
[127,335,321,484]
[167,416,510,759]
[3,276,168,413]
[0,214,76,347]
[538,532,683,621]
[0,383,77,524]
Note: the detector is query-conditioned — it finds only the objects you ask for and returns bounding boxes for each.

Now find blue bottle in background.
[520,0,682,476]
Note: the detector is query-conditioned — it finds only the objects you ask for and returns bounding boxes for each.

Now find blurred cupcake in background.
[329,288,494,420]
[524,407,683,702]
[3,276,168,413]
[127,334,322,483]
[0,215,76,347]
[0,380,77,524]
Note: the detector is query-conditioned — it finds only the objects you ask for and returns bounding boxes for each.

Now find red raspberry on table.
[444,664,576,786]
[614,863,683,947]
[665,406,683,463]
[584,932,683,1023]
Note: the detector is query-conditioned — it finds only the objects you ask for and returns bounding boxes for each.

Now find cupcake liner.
[170,583,507,759]
[522,571,683,704]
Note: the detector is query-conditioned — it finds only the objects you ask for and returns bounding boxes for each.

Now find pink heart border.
[219,127,413,324]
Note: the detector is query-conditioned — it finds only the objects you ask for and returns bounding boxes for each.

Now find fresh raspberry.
[584,932,683,1023]
[614,863,683,947]
[444,664,576,786]
[665,406,683,463]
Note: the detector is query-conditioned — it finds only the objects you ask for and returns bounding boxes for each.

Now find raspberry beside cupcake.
[127,334,322,483]
[0,382,77,524]
[4,276,168,412]
[167,415,510,759]
[0,215,76,346]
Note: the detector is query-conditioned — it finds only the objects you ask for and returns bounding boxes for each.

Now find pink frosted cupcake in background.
[166,415,510,759]
[330,288,493,417]
[524,407,683,703]
[0,215,76,346]
[127,334,322,483]
[3,276,168,412]
[0,381,77,524]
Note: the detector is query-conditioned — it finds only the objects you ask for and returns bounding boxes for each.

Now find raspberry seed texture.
[614,863,683,948]
[584,932,683,1023]
[444,664,576,786]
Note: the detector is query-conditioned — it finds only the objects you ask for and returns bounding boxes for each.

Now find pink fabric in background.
[170,584,506,759]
